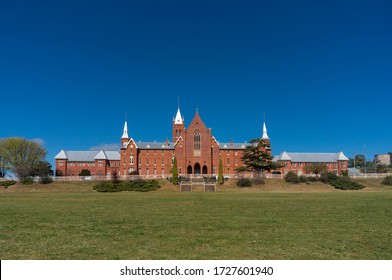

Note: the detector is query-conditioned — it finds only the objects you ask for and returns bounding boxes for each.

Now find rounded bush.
[331,177,365,190]
[319,172,338,184]
[299,175,307,183]
[285,171,300,184]
[21,178,34,185]
[0,180,17,187]
[382,175,392,186]
[306,176,318,182]
[237,178,252,187]
[39,176,53,184]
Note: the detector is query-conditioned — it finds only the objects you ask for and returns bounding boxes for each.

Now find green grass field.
[1,179,392,259]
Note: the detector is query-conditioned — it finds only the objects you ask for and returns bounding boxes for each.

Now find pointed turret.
[261,116,271,153]
[262,121,269,140]
[173,106,185,142]
[122,121,129,139]
[174,108,183,124]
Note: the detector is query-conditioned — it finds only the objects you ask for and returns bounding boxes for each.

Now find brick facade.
[55,108,348,177]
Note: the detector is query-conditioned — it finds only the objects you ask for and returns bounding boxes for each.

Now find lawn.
[1,180,392,259]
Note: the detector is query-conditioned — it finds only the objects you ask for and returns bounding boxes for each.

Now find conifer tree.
[171,156,179,185]
[218,158,224,185]
[236,138,280,178]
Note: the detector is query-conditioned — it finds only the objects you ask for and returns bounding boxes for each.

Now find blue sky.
[1,0,391,167]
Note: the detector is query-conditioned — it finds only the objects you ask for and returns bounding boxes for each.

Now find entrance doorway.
[187,165,192,175]
[194,163,201,175]
[202,165,208,175]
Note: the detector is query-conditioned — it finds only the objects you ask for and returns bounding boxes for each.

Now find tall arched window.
[194,131,201,156]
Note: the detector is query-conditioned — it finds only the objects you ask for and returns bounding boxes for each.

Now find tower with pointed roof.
[172,107,184,142]
[121,121,130,146]
[261,117,271,152]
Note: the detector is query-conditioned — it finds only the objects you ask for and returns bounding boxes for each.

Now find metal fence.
[1,172,390,183]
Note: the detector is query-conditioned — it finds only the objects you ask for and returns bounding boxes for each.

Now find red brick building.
[55,150,120,177]
[273,151,349,176]
[119,108,270,177]
[55,107,348,178]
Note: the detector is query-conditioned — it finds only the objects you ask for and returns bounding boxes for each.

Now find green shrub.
[330,177,365,190]
[94,179,161,192]
[0,180,17,187]
[237,178,252,187]
[319,172,338,184]
[21,178,34,185]
[299,175,307,183]
[285,171,300,184]
[382,175,392,186]
[93,181,122,192]
[341,170,349,176]
[306,176,318,182]
[39,176,53,184]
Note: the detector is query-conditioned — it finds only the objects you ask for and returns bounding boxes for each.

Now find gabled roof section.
[94,151,107,160]
[273,152,349,163]
[123,138,138,149]
[137,141,175,150]
[337,152,349,161]
[54,150,121,162]
[273,151,291,161]
[219,142,247,150]
[189,110,208,130]
[174,136,184,147]
[55,150,67,160]
[211,136,220,146]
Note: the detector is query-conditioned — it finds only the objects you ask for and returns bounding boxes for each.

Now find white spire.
[174,107,183,125]
[262,121,269,139]
[122,121,129,139]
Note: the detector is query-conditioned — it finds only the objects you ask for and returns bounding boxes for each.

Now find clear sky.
[1,0,391,167]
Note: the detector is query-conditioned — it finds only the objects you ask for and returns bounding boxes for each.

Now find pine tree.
[236,138,280,178]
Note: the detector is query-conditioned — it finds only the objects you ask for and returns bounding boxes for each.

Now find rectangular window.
[146,159,149,165]
[162,150,164,155]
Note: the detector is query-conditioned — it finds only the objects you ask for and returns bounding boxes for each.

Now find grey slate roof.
[135,141,175,150]
[55,150,120,161]
[219,143,247,149]
[273,152,348,163]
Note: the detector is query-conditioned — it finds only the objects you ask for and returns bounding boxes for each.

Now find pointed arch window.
[194,130,201,156]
